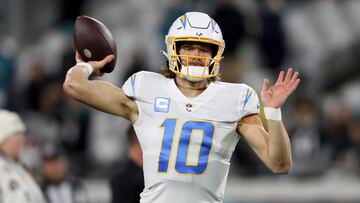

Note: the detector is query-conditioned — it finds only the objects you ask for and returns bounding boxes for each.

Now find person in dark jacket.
[40,142,88,203]
[110,125,144,203]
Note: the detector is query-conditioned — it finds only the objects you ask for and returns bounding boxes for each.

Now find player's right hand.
[75,51,114,77]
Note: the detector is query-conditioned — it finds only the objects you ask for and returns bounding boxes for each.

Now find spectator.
[213,0,245,57]
[257,0,287,72]
[0,35,16,108]
[110,125,144,203]
[40,142,88,203]
[0,109,46,203]
[212,0,245,82]
[289,97,329,177]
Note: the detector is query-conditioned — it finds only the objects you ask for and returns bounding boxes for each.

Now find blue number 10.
[157,118,215,175]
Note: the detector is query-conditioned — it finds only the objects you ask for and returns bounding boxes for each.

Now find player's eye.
[199,49,207,53]
[199,48,211,56]
[183,47,192,52]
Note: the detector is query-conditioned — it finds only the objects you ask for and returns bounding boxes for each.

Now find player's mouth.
[182,60,208,67]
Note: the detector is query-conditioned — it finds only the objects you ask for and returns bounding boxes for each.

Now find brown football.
[74,15,117,73]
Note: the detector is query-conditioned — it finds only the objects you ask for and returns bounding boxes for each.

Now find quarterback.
[64,12,300,203]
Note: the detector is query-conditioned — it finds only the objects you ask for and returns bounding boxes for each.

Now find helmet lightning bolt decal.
[180,14,187,29]
[211,19,216,32]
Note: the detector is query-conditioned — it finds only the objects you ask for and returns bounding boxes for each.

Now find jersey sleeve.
[122,71,144,98]
[238,85,260,118]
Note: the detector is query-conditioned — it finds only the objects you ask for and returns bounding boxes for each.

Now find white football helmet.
[163,12,225,81]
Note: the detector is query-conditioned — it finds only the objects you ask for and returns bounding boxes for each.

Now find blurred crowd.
[0,0,360,202]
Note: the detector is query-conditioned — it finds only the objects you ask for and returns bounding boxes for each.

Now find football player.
[64,12,300,203]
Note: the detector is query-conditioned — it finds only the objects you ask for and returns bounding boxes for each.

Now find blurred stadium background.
[1,0,360,202]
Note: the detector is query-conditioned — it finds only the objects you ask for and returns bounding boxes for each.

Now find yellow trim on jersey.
[156,117,178,174]
[205,121,216,176]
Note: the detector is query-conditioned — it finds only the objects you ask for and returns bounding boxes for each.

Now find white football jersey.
[122,71,260,203]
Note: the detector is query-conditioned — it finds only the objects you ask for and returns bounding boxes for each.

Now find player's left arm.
[237,68,300,174]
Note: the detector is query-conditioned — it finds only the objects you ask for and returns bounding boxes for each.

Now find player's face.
[178,43,212,67]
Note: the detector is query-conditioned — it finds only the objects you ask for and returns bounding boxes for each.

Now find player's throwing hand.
[261,68,300,108]
[75,51,114,77]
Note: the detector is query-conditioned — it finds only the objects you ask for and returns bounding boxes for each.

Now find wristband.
[76,62,93,76]
[264,107,282,121]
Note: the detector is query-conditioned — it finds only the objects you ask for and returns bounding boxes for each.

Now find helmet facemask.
[165,37,224,82]
[163,12,225,82]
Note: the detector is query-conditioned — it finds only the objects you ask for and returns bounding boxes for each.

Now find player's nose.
[190,48,202,56]
[187,55,203,64]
